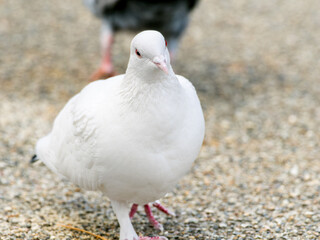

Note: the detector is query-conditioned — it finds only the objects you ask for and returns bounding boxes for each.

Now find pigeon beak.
[152,56,168,74]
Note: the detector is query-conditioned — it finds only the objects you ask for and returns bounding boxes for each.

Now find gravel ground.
[1,0,320,239]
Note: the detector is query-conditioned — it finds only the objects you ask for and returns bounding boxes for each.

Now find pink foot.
[152,200,175,216]
[139,237,168,240]
[129,201,175,231]
[130,202,175,218]
[144,204,163,231]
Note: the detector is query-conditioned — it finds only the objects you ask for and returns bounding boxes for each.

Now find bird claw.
[129,201,175,231]
[152,200,175,217]
[130,201,175,218]
[139,237,168,240]
[153,221,164,232]
[144,204,164,231]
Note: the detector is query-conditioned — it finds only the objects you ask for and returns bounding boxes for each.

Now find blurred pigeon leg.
[90,21,116,81]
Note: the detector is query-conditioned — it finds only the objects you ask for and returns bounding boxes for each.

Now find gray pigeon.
[83,0,199,81]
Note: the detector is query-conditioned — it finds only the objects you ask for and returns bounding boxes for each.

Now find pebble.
[184,218,199,224]
[1,0,320,239]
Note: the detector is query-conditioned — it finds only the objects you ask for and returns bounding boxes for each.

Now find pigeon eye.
[135,49,142,58]
[165,40,167,47]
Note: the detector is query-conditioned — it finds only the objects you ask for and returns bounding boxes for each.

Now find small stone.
[219,223,227,228]
[184,217,199,224]
[213,224,219,230]
[288,115,297,124]
[289,165,299,176]
[304,211,314,218]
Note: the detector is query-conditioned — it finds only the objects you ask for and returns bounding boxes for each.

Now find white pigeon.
[33,30,205,240]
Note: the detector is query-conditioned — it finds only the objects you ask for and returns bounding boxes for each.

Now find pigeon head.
[127,30,171,76]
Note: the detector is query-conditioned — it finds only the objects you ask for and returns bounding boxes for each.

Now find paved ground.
[1,0,320,239]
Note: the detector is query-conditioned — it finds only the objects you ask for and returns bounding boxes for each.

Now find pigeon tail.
[30,154,39,164]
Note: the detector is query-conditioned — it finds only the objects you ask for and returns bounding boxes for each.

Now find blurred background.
[1,0,320,239]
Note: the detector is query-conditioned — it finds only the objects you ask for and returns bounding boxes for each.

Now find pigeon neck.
[122,67,178,92]
[125,65,174,83]
[119,66,181,112]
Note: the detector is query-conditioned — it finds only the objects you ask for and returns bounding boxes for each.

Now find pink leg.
[130,201,174,230]
[90,24,116,81]
[129,203,138,219]
[144,204,163,231]
[152,201,175,216]
[100,34,114,73]
[139,237,168,240]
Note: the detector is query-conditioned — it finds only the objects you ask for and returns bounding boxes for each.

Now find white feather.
[36,30,204,240]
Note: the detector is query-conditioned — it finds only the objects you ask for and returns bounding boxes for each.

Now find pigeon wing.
[36,91,102,190]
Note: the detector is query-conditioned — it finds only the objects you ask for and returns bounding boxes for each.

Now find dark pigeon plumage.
[83,0,199,81]
[86,0,198,39]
